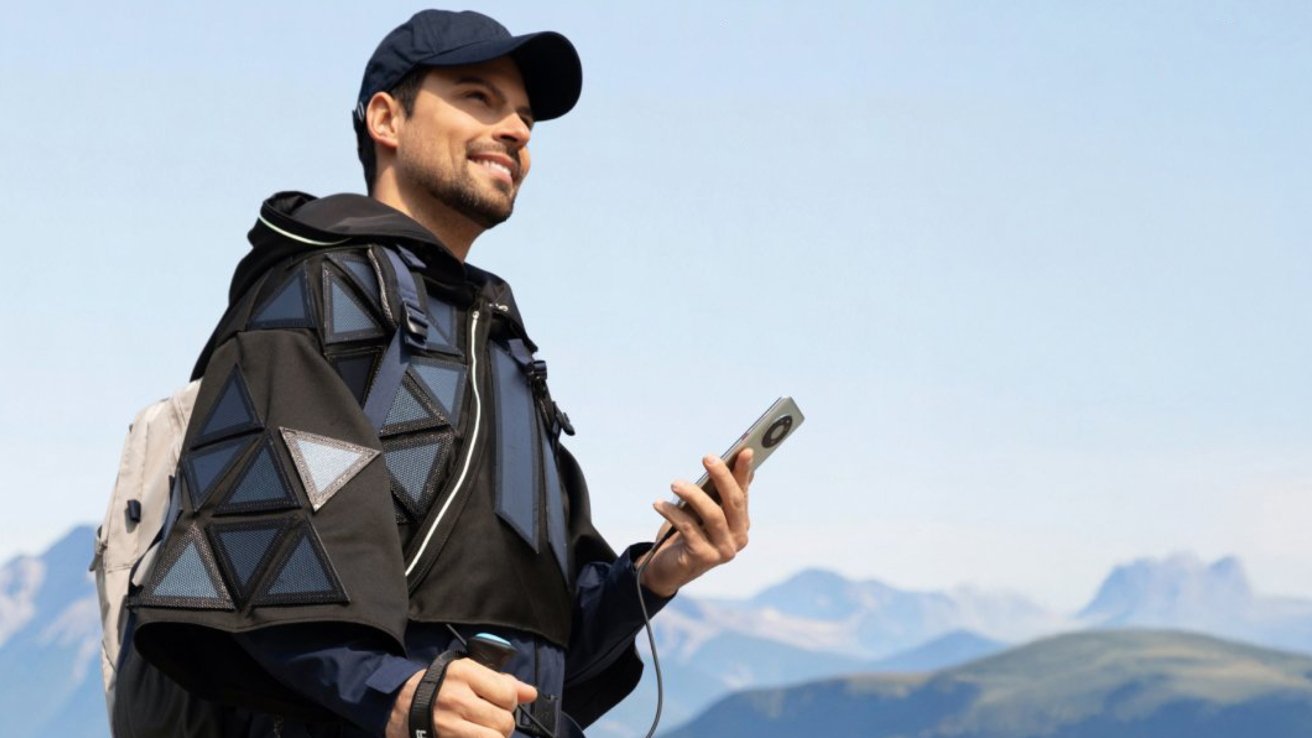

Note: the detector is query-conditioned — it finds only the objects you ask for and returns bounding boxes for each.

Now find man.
[119,10,751,738]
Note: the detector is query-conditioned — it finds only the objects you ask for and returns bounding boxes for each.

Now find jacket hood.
[230,191,469,306]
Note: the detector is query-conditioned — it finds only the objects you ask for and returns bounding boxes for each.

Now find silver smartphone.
[681,396,805,505]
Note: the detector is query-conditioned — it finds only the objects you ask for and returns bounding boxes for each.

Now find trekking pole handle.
[467,632,516,671]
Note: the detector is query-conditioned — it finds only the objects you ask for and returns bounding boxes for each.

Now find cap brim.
[414,31,582,121]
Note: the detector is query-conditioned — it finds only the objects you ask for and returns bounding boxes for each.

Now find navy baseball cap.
[354,10,582,124]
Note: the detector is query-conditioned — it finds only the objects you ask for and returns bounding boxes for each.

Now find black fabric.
[141,192,648,733]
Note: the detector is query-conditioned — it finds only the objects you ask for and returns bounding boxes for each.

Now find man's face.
[392,57,534,229]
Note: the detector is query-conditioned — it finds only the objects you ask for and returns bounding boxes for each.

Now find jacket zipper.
[404,307,485,578]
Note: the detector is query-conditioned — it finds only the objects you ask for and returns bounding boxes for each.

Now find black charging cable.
[633,525,679,738]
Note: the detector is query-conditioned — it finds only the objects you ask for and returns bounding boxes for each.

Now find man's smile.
[469,152,519,186]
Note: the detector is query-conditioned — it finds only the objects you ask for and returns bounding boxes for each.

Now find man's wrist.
[384,670,425,738]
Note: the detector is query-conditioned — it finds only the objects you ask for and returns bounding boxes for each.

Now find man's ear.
[366,91,403,153]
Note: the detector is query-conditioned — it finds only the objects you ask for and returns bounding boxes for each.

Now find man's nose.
[495,113,531,148]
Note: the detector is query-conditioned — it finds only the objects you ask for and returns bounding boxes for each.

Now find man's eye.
[465,91,490,105]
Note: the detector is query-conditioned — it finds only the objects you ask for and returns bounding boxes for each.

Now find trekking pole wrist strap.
[409,648,465,738]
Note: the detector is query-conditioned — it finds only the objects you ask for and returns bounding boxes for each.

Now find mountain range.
[599,555,1312,736]
[5,525,1312,737]
[0,526,105,738]
[662,630,1312,738]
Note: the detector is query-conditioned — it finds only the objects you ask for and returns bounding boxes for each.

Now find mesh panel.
[410,360,465,424]
[385,443,441,505]
[217,444,296,514]
[220,527,281,588]
[198,370,259,443]
[185,435,254,509]
[154,541,219,599]
[211,521,287,603]
[492,345,540,550]
[267,535,333,595]
[299,438,365,492]
[340,257,380,298]
[383,431,454,518]
[327,277,380,337]
[425,300,458,352]
[542,434,569,580]
[281,428,378,511]
[385,382,437,427]
[140,527,233,610]
[251,270,312,328]
[253,526,347,606]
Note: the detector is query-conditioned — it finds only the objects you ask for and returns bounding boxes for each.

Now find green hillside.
[662,630,1312,737]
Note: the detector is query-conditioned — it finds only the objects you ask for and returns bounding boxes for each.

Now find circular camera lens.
[763,415,793,448]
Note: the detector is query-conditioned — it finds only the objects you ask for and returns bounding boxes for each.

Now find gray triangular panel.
[281,428,378,511]
[410,362,465,424]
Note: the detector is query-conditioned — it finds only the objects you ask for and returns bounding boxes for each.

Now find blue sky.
[1,1,1308,610]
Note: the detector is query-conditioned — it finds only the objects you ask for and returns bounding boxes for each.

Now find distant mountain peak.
[1078,552,1254,626]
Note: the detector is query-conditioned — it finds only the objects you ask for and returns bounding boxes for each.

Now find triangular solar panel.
[267,535,334,595]
[542,435,569,581]
[250,270,313,328]
[281,428,378,511]
[211,521,285,602]
[216,443,297,514]
[251,526,346,606]
[184,435,255,509]
[141,529,233,610]
[410,361,465,425]
[325,274,382,343]
[425,300,459,353]
[154,541,220,599]
[384,442,442,508]
[384,380,439,429]
[340,257,380,299]
[195,369,261,445]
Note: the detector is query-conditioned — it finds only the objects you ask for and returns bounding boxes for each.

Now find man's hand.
[637,450,754,597]
[386,658,537,738]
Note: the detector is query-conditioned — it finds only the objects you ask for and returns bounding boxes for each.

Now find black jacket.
[120,193,653,736]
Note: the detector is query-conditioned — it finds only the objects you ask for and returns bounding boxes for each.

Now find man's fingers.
[653,496,714,553]
[438,661,536,738]
[449,659,520,711]
[670,479,731,542]
[732,448,754,493]
[704,454,750,547]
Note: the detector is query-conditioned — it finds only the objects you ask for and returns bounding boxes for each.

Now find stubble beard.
[409,158,516,230]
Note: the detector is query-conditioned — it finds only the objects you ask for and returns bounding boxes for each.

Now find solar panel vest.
[131,193,614,714]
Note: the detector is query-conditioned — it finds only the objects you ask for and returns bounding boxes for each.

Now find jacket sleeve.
[555,444,675,727]
[131,257,411,718]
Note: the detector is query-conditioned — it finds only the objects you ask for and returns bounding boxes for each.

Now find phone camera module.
[763,415,793,448]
